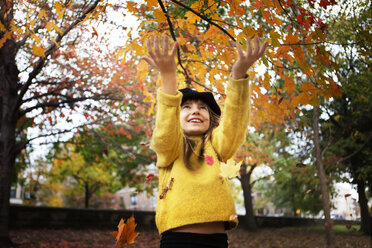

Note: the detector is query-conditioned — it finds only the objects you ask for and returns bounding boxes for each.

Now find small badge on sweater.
[159,177,174,200]
[204,154,214,166]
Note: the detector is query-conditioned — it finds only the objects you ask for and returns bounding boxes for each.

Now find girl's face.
[180,99,210,136]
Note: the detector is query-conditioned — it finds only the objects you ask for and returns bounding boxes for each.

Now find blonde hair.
[182,103,220,169]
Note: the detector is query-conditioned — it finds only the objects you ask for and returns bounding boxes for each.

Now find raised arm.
[142,35,179,95]
[142,36,182,167]
[213,36,268,161]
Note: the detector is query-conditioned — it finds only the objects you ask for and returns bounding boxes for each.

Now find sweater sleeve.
[212,76,251,162]
[151,88,183,168]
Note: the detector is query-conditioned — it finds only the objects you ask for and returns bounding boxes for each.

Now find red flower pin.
[204,155,214,166]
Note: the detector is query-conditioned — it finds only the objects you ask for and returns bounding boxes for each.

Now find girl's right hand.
[142,35,178,76]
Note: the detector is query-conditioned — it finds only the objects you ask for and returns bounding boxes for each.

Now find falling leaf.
[295,163,306,168]
[305,189,312,194]
[346,224,352,229]
[146,174,154,184]
[344,193,351,199]
[220,159,242,179]
[204,154,214,166]
[112,215,139,247]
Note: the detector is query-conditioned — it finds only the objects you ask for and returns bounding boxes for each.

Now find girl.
[142,35,268,248]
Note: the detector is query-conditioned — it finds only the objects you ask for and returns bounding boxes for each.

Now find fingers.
[170,41,179,57]
[154,36,160,57]
[246,37,252,57]
[258,41,268,57]
[237,42,244,58]
[163,35,169,55]
[141,56,158,69]
[253,35,260,55]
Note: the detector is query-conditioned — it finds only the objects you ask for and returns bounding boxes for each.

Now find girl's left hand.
[232,36,268,79]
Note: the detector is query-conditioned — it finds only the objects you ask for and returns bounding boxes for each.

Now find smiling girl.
[142,35,267,248]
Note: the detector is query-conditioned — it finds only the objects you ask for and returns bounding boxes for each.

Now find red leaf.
[146,174,154,184]
[204,155,214,166]
[305,189,312,194]
[344,193,351,199]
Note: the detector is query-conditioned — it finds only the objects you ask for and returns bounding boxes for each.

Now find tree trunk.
[0,38,19,247]
[239,163,258,232]
[356,178,371,235]
[313,105,335,246]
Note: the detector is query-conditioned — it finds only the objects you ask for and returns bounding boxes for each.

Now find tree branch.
[336,134,372,165]
[15,0,101,112]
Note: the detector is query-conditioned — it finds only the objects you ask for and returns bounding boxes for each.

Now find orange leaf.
[344,193,351,199]
[146,0,158,8]
[112,215,139,247]
[32,45,45,57]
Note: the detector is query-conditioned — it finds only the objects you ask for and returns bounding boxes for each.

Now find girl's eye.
[182,105,190,109]
[200,106,207,110]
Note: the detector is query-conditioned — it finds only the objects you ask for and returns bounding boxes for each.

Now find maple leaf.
[112,215,139,247]
[204,154,214,166]
[220,159,242,179]
[146,174,154,184]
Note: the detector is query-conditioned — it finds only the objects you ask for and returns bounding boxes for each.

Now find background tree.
[319,0,372,234]
[0,1,148,246]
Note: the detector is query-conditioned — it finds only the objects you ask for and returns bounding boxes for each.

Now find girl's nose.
[191,106,200,115]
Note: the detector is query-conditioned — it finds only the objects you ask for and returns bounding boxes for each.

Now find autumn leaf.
[112,215,139,247]
[344,193,351,199]
[32,45,45,57]
[204,154,214,166]
[305,189,312,194]
[146,174,154,184]
[220,159,242,179]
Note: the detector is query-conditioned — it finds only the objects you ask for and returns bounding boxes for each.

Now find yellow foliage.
[153,9,167,23]
[32,45,45,57]
[146,0,158,8]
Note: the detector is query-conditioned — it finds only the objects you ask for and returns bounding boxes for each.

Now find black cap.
[179,88,221,116]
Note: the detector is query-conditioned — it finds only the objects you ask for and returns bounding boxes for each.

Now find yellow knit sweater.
[151,76,251,234]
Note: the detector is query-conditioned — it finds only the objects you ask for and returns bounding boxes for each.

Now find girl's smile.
[180,100,210,136]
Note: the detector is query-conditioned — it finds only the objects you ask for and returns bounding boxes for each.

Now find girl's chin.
[184,130,207,136]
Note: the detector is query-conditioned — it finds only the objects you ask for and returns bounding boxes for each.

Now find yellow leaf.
[54,1,65,19]
[46,21,63,34]
[32,45,45,57]
[146,0,158,8]
[38,9,47,19]
[263,72,271,90]
[220,159,242,179]
[269,30,280,47]
[153,9,167,23]
[126,1,138,14]
[0,21,7,32]
[32,34,42,43]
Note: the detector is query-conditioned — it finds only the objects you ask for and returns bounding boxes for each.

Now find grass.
[287,224,364,236]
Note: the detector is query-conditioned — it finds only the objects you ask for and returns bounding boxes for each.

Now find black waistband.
[160,231,228,248]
